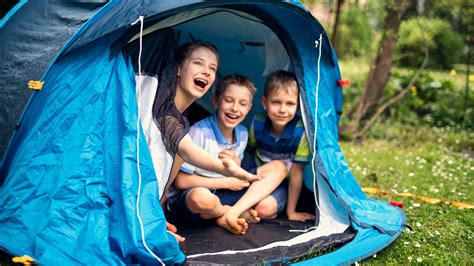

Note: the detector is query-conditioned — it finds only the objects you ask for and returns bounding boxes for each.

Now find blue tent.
[0,1,405,265]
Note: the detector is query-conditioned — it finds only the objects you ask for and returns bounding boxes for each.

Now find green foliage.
[335,5,373,58]
[340,124,473,264]
[364,0,388,29]
[338,59,473,135]
[396,18,466,69]
[337,58,371,134]
[385,70,473,129]
[300,0,317,5]
[425,0,474,45]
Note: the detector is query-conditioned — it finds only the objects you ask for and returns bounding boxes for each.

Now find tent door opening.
[123,6,355,264]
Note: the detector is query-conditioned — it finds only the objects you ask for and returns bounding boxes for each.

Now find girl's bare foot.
[240,208,260,223]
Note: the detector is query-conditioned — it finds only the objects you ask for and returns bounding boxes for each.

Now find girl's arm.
[177,134,260,181]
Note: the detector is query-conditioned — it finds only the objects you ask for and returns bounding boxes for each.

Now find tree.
[331,0,344,48]
[350,0,414,135]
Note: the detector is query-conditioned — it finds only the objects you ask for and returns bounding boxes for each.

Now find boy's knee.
[273,160,287,173]
[255,196,278,219]
[186,188,217,213]
[259,160,287,178]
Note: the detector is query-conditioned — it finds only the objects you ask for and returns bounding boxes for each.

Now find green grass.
[340,123,473,264]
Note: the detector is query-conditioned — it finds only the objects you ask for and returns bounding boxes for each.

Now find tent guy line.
[132,14,165,265]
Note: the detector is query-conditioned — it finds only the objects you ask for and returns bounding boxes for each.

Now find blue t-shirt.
[247,113,310,172]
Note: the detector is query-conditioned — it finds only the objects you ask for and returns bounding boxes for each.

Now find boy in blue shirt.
[169,74,287,235]
[245,70,316,222]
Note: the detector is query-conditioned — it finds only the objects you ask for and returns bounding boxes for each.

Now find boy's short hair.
[214,74,256,99]
[264,70,298,96]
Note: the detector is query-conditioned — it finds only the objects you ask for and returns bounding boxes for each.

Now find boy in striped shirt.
[245,70,315,222]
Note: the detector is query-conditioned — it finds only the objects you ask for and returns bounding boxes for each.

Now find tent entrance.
[124,5,355,263]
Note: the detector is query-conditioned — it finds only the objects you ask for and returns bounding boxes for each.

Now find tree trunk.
[331,0,344,47]
[351,0,413,134]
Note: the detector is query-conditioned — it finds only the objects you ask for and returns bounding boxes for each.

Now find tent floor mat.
[167,186,357,264]
[172,218,356,264]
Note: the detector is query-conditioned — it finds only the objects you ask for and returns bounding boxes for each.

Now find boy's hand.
[287,211,316,222]
[222,158,262,182]
[225,177,250,191]
[219,149,241,166]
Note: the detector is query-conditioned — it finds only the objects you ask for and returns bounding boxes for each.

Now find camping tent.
[0,0,405,265]
[0,0,108,158]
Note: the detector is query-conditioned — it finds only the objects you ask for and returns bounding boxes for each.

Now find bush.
[396,18,465,69]
[385,70,473,129]
[335,6,373,58]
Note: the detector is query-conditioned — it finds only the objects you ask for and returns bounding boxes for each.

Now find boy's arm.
[175,170,250,191]
[177,134,261,181]
[287,163,316,221]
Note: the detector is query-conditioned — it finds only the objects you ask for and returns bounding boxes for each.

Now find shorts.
[168,180,288,225]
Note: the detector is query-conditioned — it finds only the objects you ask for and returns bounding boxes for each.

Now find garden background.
[302,0,473,264]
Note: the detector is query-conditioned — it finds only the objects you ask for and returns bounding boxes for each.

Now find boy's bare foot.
[216,212,248,235]
[240,208,260,223]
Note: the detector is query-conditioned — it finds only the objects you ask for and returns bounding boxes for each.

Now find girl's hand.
[219,148,241,166]
[287,211,316,222]
[225,177,250,191]
[222,158,262,182]
[166,221,185,242]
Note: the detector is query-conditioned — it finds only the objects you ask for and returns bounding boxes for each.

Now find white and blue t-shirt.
[180,113,248,178]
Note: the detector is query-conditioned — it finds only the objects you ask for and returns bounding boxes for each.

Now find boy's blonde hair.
[264,70,298,97]
[214,74,256,99]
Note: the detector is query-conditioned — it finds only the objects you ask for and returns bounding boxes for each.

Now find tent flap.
[0,35,184,264]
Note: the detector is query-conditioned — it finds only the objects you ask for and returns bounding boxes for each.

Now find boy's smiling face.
[262,82,298,136]
[213,84,253,137]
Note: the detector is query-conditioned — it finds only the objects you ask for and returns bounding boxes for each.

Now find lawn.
[340,123,473,264]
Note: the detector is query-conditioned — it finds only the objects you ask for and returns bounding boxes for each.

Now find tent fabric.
[0,0,107,158]
[0,35,185,264]
[294,226,404,265]
[0,1,405,265]
[127,28,185,199]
